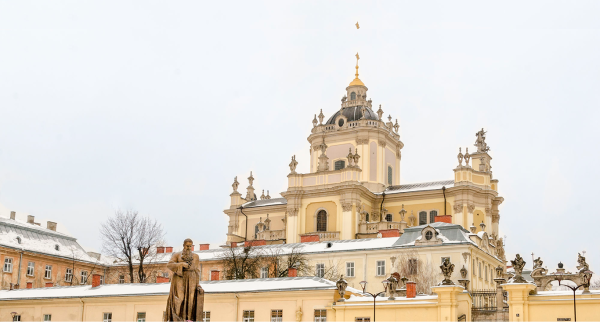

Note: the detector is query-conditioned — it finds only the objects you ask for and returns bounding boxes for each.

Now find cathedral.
[224,58,504,248]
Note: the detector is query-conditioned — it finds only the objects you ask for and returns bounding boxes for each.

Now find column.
[502,283,536,322]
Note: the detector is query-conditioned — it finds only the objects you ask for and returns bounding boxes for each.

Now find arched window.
[254,224,259,239]
[365,212,369,222]
[419,211,427,225]
[387,166,393,185]
[351,92,356,100]
[334,160,345,170]
[429,210,437,223]
[316,210,327,232]
[385,214,392,222]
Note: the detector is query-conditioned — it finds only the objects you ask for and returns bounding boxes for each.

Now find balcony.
[256,229,285,241]
[300,231,340,242]
[358,221,407,235]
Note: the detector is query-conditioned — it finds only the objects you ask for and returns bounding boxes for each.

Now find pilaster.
[501,283,536,322]
[431,285,464,322]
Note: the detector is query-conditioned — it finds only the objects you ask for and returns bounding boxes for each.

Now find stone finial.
[232,176,240,193]
[257,217,265,233]
[248,171,254,187]
[245,172,256,201]
[408,210,416,226]
[360,106,367,119]
[474,128,491,153]
[464,148,471,167]
[317,138,329,172]
[388,115,392,122]
[393,119,399,133]
[336,275,348,302]
[457,147,463,166]
[377,104,384,121]
[353,148,360,167]
[318,109,325,125]
[289,155,298,174]
[344,148,353,167]
[399,204,407,221]
[264,214,271,230]
[312,114,318,127]
[341,95,347,103]
[510,254,527,283]
[260,190,266,200]
[439,258,455,285]
[266,190,271,199]
[460,265,468,279]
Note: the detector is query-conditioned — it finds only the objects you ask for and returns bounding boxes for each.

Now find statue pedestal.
[431,285,464,322]
[501,283,537,322]
[458,279,470,290]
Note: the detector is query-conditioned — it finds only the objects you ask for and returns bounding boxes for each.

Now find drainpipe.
[234,294,239,322]
[79,298,85,321]
[442,186,447,215]
[238,206,248,242]
[16,249,23,288]
[379,192,386,222]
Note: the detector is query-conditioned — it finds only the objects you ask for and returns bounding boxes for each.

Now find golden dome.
[349,77,365,86]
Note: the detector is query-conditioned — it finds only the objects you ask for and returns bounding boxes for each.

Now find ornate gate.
[470,289,508,322]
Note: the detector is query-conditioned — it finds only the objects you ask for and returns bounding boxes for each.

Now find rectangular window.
[65,268,73,282]
[136,312,146,322]
[3,258,13,273]
[243,310,255,322]
[418,211,427,225]
[376,260,385,276]
[355,318,371,322]
[478,262,482,278]
[316,263,325,278]
[12,315,21,322]
[100,275,104,285]
[271,310,283,322]
[485,265,488,281]
[203,311,210,322]
[334,160,345,170]
[119,275,125,284]
[261,267,269,278]
[346,262,355,277]
[45,265,52,279]
[27,261,34,276]
[387,166,392,185]
[43,314,51,322]
[429,210,437,223]
[314,309,327,322]
[103,313,112,322]
[81,271,88,284]
[409,259,418,275]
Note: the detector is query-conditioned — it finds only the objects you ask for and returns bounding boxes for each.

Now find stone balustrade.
[256,229,285,241]
[288,167,362,190]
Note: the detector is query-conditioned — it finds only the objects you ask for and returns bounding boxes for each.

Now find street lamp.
[554,269,594,322]
[359,280,389,322]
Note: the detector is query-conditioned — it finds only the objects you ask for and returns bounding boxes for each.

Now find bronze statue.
[165,238,204,322]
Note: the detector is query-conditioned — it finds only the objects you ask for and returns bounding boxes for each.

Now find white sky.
[1,1,599,275]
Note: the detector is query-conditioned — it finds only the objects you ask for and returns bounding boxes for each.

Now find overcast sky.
[1,1,599,275]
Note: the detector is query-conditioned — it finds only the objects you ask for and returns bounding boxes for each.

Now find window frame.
[44,265,52,279]
[314,309,327,322]
[3,257,13,273]
[346,262,355,278]
[103,313,112,322]
[429,210,438,223]
[270,309,283,322]
[355,317,371,322]
[334,160,346,170]
[387,165,393,186]
[242,310,255,322]
[65,268,73,282]
[136,312,146,322]
[43,314,51,322]
[12,314,21,322]
[80,270,88,284]
[315,209,328,232]
[376,260,386,276]
[418,211,427,225]
[260,267,269,279]
[316,263,325,278]
[118,275,125,284]
[203,311,211,322]
[408,258,418,275]
[385,214,392,222]
[26,261,34,276]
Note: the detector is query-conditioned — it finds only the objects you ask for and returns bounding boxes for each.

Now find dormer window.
[425,231,433,240]
[16,236,22,244]
[350,92,356,100]
[54,244,60,251]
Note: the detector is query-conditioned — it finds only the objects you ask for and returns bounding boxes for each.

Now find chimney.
[92,274,102,288]
[406,281,416,298]
[26,282,32,289]
[231,242,238,248]
[27,215,35,224]
[165,247,173,253]
[378,229,400,238]
[288,268,298,277]
[45,282,54,288]
[199,244,209,251]
[157,247,165,254]
[10,211,16,220]
[434,215,452,224]
[300,234,320,243]
[47,221,57,231]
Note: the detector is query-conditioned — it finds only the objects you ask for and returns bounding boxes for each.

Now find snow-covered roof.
[241,198,287,208]
[0,216,100,264]
[393,222,475,247]
[382,180,454,195]
[0,277,356,301]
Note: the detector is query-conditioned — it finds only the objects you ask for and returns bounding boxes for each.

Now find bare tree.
[100,209,165,283]
[64,246,100,286]
[394,250,441,294]
[321,259,343,281]
[219,244,263,280]
[262,245,313,278]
